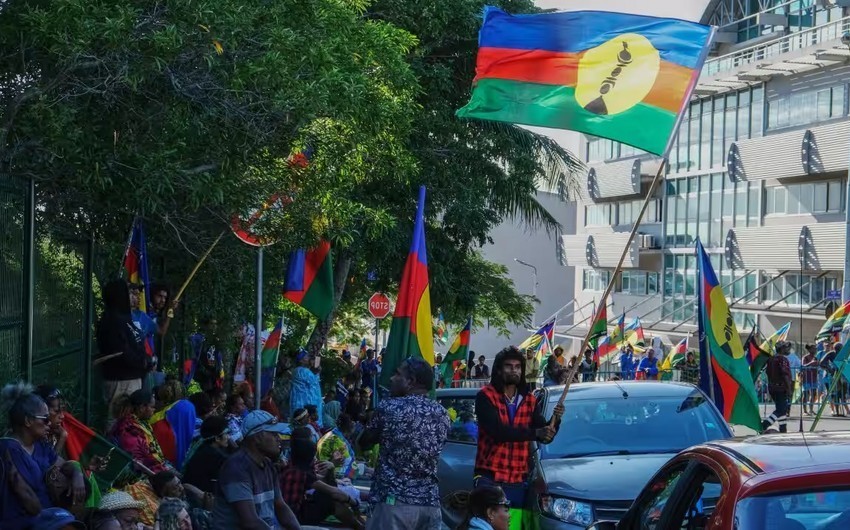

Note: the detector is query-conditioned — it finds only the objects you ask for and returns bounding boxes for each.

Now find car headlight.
[540,495,595,526]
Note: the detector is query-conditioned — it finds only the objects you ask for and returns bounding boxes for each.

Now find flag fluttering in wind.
[588,304,607,361]
[65,412,135,491]
[456,7,715,155]
[123,217,151,313]
[259,318,283,397]
[744,328,771,382]
[817,300,850,343]
[435,312,448,345]
[659,337,688,381]
[597,335,618,363]
[759,322,791,355]
[359,338,367,357]
[283,241,334,320]
[518,319,555,351]
[695,239,761,431]
[609,312,626,348]
[382,186,435,388]
[624,317,646,347]
[441,317,472,386]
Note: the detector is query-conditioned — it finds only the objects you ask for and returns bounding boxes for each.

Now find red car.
[590,432,850,530]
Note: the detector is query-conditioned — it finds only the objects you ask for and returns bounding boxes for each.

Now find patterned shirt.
[367,394,449,507]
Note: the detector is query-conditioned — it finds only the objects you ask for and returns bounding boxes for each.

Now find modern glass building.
[558,0,850,352]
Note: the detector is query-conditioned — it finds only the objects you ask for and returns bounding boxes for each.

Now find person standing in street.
[801,343,819,415]
[289,349,323,429]
[637,348,659,381]
[475,346,564,529]
[360,358,450,530]
[472,356,490,380]
[762,341,794,433]
[524,348,540,390]
[619,345,634,380]
[579,348,598,383]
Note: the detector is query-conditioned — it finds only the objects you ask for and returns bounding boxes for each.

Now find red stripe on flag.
[475,47,581,87]
[394,255,429,319]
[283,241,331,305]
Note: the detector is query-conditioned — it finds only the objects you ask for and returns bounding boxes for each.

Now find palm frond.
[480,121,585,202]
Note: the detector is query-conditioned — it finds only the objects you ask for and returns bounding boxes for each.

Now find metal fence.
[441,367,850,411]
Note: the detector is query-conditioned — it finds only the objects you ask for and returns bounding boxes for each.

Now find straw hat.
[98,491,145,512]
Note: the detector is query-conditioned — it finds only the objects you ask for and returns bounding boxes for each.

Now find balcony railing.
[703,16,850,78]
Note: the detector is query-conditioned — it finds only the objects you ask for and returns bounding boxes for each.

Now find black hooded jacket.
[95,279,150,380]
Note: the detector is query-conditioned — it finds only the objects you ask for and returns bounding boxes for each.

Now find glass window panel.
[751,95,764,137]
[648,273,658,295]
[765,187,776,215]
[711,173,723,191]
[775,187,787,214]
[787,185,801,215]
[689,117,700,167]
[735,184,747,219]
[814,183,828,213]
[748,182,759,221]
[723,190,734,217]
[737,102,750,140]
[817,89,832,120]
[701,106,712,168]
[833,85,845,117]
[800,184,813,214]
[685,270,696,296]
[828,180,842,212]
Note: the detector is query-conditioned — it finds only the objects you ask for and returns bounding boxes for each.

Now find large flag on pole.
[456,8,715,155]
[696,239,761,431]
[759,322,791,355]
[624,317,646,347]
[259,318,283,397]
[609,312,626,348]
[817,300,850,343]
[588,303,607,352]
[283,241,334,320]
[518,319,555,351]
[660,337,687,380]
[382,186,435,388]
[441,317,472,386]
[123,217,151,314]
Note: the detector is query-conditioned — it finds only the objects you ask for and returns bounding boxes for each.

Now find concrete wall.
[461,191,577,361]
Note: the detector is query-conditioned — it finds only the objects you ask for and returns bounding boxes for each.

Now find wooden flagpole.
[551,159,668,423]
[172,230,226,302]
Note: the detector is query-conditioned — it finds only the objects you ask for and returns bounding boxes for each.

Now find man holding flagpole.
[475,346,564,528]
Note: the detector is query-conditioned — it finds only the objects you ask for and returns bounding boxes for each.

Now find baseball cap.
[32,508,85,530]
[242,410,291,438]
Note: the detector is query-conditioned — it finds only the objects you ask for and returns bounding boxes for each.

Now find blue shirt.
[213,449,282,529]
[0,439,58,530]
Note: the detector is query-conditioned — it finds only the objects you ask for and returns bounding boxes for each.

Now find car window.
[672,466,723,530]
[438,397,478,444]
[736,488,850,530]
[542,392,730,459]
[637,466,687,530]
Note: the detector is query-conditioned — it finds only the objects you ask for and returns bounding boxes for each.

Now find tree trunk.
[306,251,352,355]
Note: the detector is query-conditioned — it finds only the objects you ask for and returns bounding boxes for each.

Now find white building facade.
[560,0,850,354]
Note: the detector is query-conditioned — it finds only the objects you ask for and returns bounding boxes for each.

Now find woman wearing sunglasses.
[457,486,512,530]
[0,382,88,530]
[35,385,68,455]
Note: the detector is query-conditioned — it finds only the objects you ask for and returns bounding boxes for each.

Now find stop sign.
[368,292,392,319]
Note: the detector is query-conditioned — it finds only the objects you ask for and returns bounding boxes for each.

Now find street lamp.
[514,258,538,326]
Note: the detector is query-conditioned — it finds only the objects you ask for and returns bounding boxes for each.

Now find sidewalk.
[734,406,850,436]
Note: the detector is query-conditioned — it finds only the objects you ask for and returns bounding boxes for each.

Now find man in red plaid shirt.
[475,346,564,528]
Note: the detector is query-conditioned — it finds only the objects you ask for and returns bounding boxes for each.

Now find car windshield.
[540,391,729,459]
[736,489,850,530]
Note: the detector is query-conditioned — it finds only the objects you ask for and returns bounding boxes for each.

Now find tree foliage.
[0,0,581,358]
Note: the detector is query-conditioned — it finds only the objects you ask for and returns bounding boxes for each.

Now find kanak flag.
[283,241,334,320]
[381,186,435,388]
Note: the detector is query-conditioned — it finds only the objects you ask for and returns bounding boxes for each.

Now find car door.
[619,459,731,530]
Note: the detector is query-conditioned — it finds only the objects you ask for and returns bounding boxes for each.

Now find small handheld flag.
[260,319,283,396]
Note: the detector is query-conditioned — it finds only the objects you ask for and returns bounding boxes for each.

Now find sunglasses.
[32,415,50,423]
[494,500,511,509]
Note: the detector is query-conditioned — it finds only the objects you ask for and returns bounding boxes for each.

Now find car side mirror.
[586,521,618,530]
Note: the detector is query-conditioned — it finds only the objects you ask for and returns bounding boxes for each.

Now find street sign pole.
[374,317,380,407]
[254,246,263,410]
